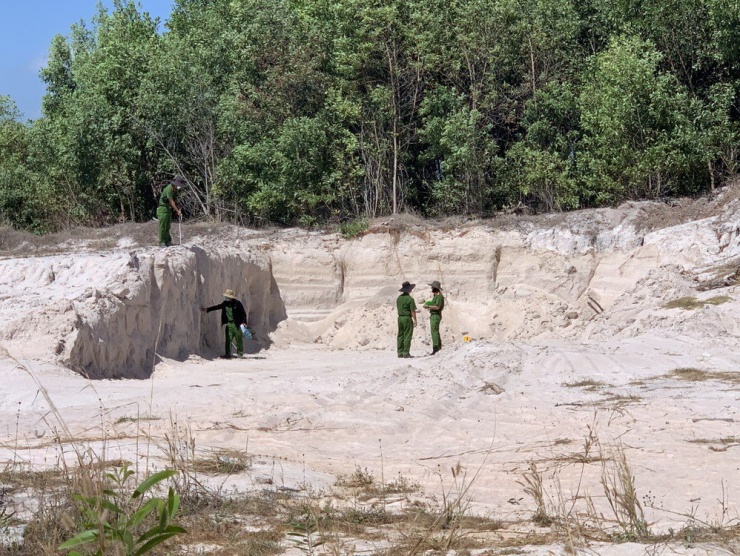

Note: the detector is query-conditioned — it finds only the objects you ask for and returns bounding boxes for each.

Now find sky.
[0,1,176,121]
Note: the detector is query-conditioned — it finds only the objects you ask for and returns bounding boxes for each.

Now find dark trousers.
[397,315,413,357]
[430,314,442,352]
[224,322,243,357]
[157,206,172,246]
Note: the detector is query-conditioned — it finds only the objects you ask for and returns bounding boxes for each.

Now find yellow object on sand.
[463,335,471,342]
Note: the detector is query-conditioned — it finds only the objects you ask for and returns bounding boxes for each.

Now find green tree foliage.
[1,0,739,232]
[0,98,55,231]
[38,0,161,227]
[502,82,580,210]
[579,36,727,203]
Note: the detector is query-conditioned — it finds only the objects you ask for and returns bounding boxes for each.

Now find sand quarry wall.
[0,246,286,379]
[3,193,740,378]
[269,202,740,352]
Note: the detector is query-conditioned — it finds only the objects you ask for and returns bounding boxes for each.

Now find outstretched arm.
[169,197,182,218]
[201,301,224,313]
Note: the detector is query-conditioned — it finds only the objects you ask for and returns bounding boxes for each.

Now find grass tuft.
[339,218,369,239]
[563,379,610,391]
[189,450,251,475]
[113,414,161,425]
[668,367,740,384]
[663,295,732,310]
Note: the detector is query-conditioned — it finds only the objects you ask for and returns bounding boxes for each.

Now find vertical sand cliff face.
[0,247,286,379]
[269,204,740,351]
[2,193,740,378]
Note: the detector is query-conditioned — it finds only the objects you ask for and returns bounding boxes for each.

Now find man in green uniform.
[423,280,445,355]
[201,289,248,359]
[157,177,184,246]
[396,281,417,358]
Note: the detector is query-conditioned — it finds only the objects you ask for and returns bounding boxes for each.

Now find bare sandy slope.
[2,189,740,554]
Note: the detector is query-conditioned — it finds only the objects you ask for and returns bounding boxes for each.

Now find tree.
[502,81,580,210]
[0,98,56,231]
[579,36,724,203]
[39,1,161,225]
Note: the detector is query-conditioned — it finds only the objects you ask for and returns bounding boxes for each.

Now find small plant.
[340,218,369,239]
[190,450,250,474]
[520,462,552,526]
[600,445,650,540]
[385,472,421,494]
[663,296,704,310]
[287,506,325,555]
[336,466,375,489]
[59,464,186,555]
[0,504,16,533]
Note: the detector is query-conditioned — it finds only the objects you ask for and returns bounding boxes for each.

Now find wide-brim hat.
[223,289,236,299]
[399,281,415,293]
[171,176,186,188]
[429,280,442,290]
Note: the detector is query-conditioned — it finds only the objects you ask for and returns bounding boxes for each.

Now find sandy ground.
[3,333,740,554]
[3,191,740,554]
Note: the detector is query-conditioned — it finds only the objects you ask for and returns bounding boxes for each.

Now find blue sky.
[0,1,176,121]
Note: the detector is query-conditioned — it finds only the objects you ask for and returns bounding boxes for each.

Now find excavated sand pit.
[2,191,740,554]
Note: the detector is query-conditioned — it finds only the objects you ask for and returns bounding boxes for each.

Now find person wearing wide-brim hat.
[201,289,248,359]
[396,281,417,358]
[156,177,185,247]
[423,280,445,355]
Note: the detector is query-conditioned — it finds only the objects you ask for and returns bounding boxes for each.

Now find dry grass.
[663,295,732,310]
[553,438,573,446]
[598,393,643,404]
[335,466,376,489]
[0,220,277,257]
[0,222,158,256]
[113,414,161,425]
[188,449,251,475]
[687,437,740,452]
[332,466,421,508]
[600,444,650,540]
[479,382,505,395]
[519,463,552,526]
[6,446,740,555]
[563,379,610,391]
[667,367,740,384]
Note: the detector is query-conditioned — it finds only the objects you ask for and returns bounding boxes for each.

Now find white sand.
[2,191,740,554]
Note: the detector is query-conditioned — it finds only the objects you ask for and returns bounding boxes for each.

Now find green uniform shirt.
[225,305,235,323]
[396,293,417,316]
[429,293,444,315]
[159,184,176,209]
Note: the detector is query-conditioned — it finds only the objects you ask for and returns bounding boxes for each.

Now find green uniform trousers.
[157,206,173,246]
[224,322,243,357]
[430,314,442,353]
[397,315,413,357]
